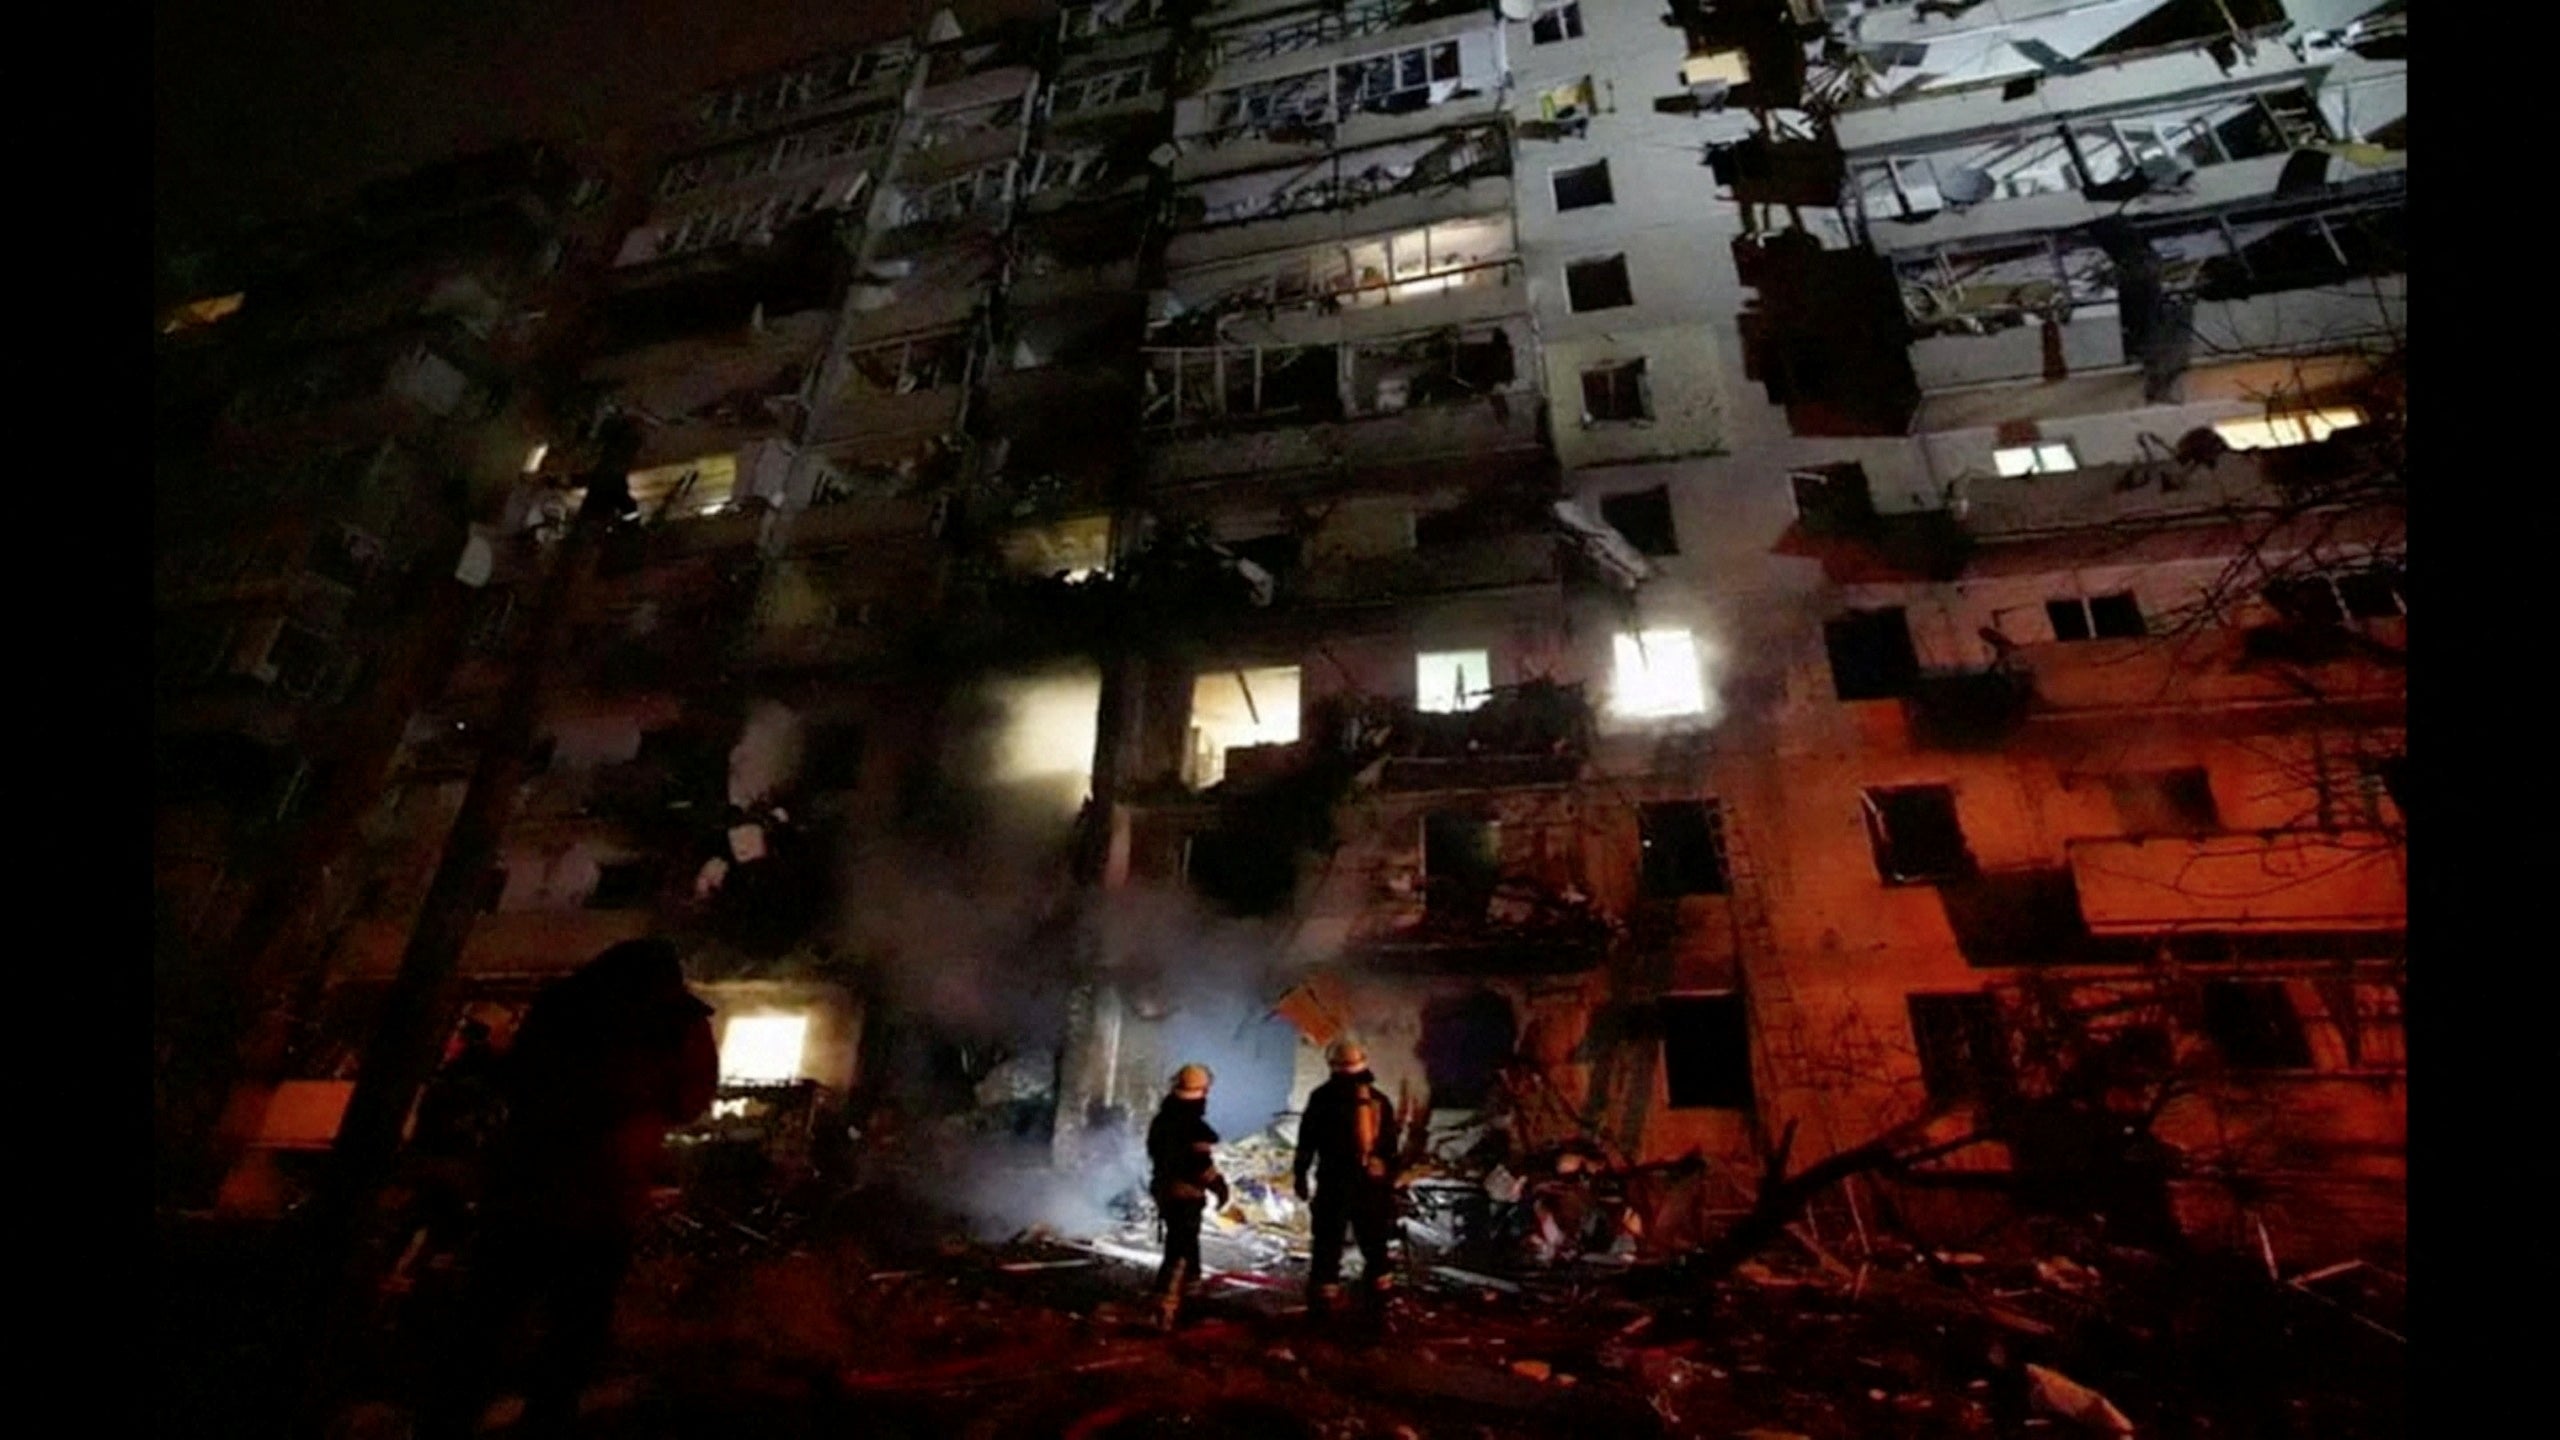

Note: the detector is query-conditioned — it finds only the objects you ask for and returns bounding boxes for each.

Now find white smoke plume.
[727,701,804,809]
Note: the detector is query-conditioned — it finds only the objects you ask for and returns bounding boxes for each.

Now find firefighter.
[1145,1063,1229,1331]
[419,939,717,1439]
[1293,1039,1400,1313]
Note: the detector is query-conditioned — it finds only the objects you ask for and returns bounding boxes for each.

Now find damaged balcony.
[1158,211,1524,354]
[1804,0,2294,113]
[806,327,974,449]
[2007,617,2405,722]
[1369,679,1596,792]
[1845,88,2406,259]
[1172,23,1507,181]
[692,38,916,150]
[2067,828,2404,934]
[1140,318,1539,484]
[1897,184,2406,391]
[1166,123,1510,261]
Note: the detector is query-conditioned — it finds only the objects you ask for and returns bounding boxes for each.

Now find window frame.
[1579,358,1652,425]
[1564,253,1635,313]
[1551,158,1615,211]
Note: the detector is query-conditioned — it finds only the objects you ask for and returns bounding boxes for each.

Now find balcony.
[2067,830,2404,934]
[1145,387,1539,485]
[2012,621,2404,719]
[1166,171,1512,271]
[1291,530,1559,608]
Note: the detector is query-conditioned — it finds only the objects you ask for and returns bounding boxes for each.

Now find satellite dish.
[1939,167,1995,206]
[1499,0,1535,19]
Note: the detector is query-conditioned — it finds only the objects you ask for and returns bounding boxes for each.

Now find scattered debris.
[2026,1363,2137,1435]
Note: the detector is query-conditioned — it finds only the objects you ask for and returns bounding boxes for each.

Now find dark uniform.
[420,940,716,1438]
[1294,1067,1400,1304]
[1145,1092,1228,1315]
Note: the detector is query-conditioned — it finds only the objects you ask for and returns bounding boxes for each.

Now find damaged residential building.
[180,0,2406,1273]
[154,143,612,1205]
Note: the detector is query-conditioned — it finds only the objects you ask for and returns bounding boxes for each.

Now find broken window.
[2334,566,2407,619]
[2200,980,2313,1070]
[626,454,741,521]
[1598,486,1676,555]
[847,334,971,396]
[1611,629,1708,719]
[720,1013,810,1085]
[1994,442,2079,476]
[2046,592,2146,641]
[1350,326,1514,414]
[1423,810,1501,921]
[2104,767,2220,836]
[1186,666,1302,789]
[1538,77,1596,124]
[1907,993,2011,1102]
[1564,254,1634,312]
[2213,406,2365,450]
[1551,160,1613,211]
[1144,344,1339,427]
[586,860,660,910]
[1051,63,1155,116]
[1415,650,1493,714]
[1790,463,1876,535]
[1580,359,1651,424]
[2266,566,2404,626]
[1061,0,1165,43]
[1530,2,1583,44]
[1186,825,1298,917]
[899,164,1014,227]
[1863,785,1972,885]
[1824,607,1921,701]
[1661,994,1753,1110]
[1208,69,1336,136]
[1027,148,1111,198]
[1639,800,1730,898]
[1334,41,1463,117]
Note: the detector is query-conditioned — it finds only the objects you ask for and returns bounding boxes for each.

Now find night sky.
[154,0,988,260]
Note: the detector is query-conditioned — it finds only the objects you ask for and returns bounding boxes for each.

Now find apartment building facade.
[188,0,2405,1261]
[154,143,608,1203]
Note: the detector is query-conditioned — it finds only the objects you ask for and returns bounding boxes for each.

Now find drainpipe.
[292,418,639,1440]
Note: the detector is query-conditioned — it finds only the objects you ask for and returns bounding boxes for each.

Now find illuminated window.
[1539,77,1597,123]
[1415,650,1493,713]
[1993,442,2079,476]
[625,454,739,520]
[160,292,245,334]
[2212,407,2365,451]
[1611,629,1707,719]
[1187,666,1302,788]
[720,1013,809,1085]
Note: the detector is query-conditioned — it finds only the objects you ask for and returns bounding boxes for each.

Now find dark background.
[154,0,969,264]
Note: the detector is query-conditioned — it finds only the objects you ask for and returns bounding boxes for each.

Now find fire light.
[1610,629,1708,719]
[720,1013,809,1085]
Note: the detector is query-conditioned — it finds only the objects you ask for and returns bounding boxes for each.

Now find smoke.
[816,663,1326,1242]
[727,701,804,809]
